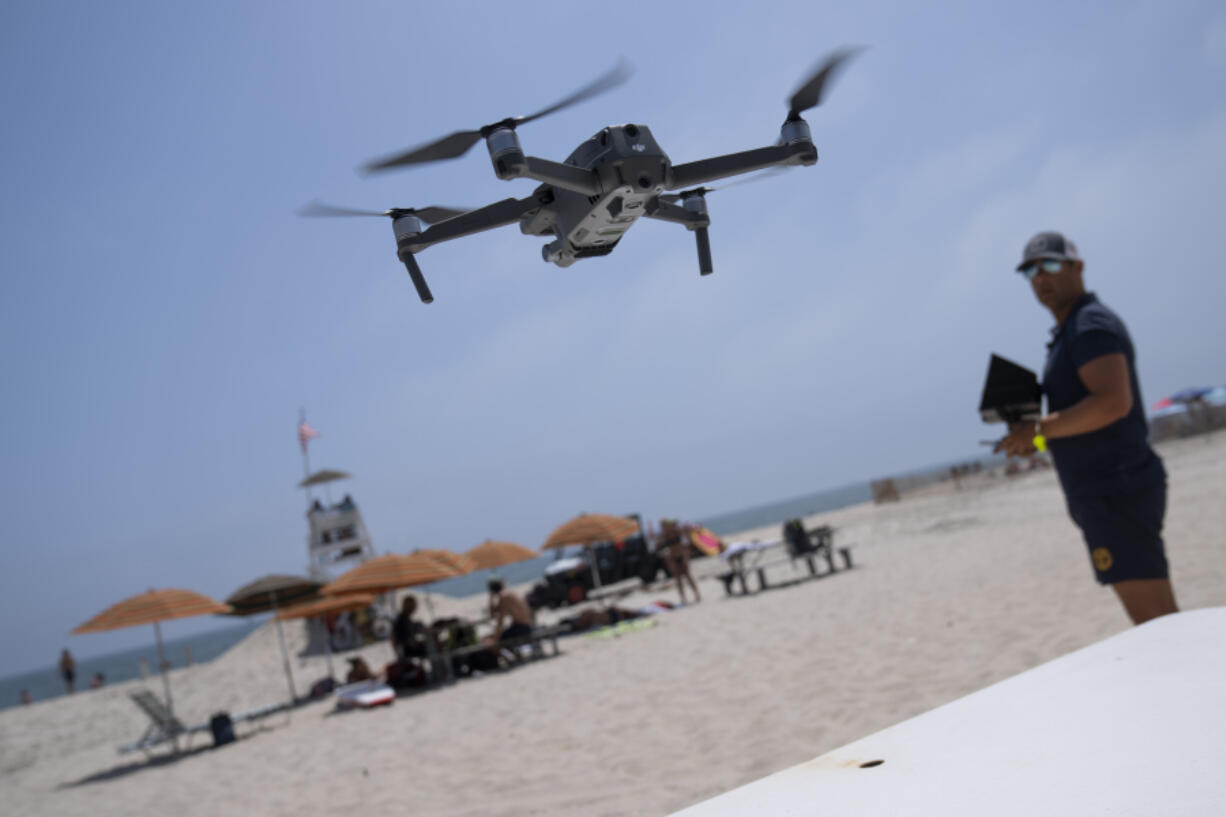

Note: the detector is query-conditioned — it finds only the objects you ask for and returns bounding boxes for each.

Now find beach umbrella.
[276,592,374,679]
[542,513,640,551]
[223,574,323,703]
[542,513,641,589]
[72,588,231,742]
[464,540,538,571]
[1168,387,1212,404]
[413,548,477,575]
[224,575,321,615]
[322,552,460,596]
[405,549,479,619]
[298,468,352,488]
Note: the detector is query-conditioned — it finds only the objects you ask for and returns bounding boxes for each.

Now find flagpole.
[300,408,314,510]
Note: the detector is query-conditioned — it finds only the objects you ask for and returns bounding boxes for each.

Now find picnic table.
[718,526,854,596]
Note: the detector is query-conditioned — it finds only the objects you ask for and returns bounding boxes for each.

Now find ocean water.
[0,620,259,712]
[697,480,874,538]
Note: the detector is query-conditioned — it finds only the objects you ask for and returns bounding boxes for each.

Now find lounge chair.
[119,690,294,755]
[118,690,211,755]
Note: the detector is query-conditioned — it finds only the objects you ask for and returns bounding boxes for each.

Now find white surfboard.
[670,607,1226,816]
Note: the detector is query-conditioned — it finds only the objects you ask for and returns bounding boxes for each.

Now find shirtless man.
[487,578,534,644]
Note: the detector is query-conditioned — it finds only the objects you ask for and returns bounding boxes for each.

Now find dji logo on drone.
[632,143,646,152]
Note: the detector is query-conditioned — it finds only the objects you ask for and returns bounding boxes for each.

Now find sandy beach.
[2,434,1223,816]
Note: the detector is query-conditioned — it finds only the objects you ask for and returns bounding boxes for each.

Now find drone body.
[304,51,856,303]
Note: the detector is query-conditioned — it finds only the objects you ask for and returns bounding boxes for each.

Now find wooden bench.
[431,625,564,683]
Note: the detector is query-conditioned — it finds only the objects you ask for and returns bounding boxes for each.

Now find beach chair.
[118,689,211,755]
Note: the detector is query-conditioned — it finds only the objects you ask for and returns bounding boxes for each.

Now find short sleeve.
[1070,328,1125,368]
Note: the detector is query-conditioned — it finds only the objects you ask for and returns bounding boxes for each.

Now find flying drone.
[303,49,859,304]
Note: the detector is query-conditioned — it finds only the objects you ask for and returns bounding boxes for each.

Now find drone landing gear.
[399,252,434,304]
[645,194,714,276]
[694,226,713,275]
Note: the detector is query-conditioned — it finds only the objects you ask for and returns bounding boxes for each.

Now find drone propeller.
[658,168,790,204]
[361,59,633,174]
[786,47,863,121]
[299,201,469,223]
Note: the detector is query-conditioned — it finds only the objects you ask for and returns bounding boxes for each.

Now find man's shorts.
[1066,479,1168,584]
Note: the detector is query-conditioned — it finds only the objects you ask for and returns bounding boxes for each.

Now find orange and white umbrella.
[277,592,376,679]
[464,540,538,571]
[413,548,477,576]
[276,592,375,621]
[73,588,231,634]
[542,513,642,590]
[321,553,460,596]
[542,513,640,551]
[72,588,231,731]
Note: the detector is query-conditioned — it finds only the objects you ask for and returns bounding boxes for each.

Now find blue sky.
[2,1,1224,676]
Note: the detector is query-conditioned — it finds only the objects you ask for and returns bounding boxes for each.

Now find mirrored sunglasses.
[1018,258,1064,281]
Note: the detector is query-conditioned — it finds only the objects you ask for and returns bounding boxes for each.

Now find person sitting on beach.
[657,519,701,604]
[392,595,428,660]
[89,672,105,689]
[486,578,534,645]
[345,657,375,684]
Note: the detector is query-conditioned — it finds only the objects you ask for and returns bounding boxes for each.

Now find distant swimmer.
[996,231,1176,625]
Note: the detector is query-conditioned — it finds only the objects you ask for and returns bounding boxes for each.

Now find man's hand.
[995,422,1037,457]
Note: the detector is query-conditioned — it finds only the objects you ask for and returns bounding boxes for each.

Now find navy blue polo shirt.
[1042,293,1163,497]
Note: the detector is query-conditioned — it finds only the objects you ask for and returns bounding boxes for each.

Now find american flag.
[298,420,320,453]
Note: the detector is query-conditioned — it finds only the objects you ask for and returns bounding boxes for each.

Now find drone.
[303,49,859,304]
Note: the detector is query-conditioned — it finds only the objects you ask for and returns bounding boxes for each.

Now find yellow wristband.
[1032,434,1047,453]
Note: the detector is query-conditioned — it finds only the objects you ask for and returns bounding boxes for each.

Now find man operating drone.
[303,49,860,303]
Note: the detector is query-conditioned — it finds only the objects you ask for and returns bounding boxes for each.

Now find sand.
[2,434,1223,816]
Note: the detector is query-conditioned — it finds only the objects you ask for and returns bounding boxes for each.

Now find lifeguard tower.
[300,468,375,582]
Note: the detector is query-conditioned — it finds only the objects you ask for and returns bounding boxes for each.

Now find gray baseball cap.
[1017,231,1080,271]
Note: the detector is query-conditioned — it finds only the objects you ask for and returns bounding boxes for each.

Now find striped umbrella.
[542,513,640,551]
[276,592,375,679]
[72,589,231,737]
[321,553,459,596]
[464,540,539,571]
[73,588,231,633]
[276,592,375,622]
[542,513,642,590]
[413,548,477,576]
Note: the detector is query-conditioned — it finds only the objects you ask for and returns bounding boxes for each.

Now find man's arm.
[997,353,1132,456]
[1041,352,1133,438]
